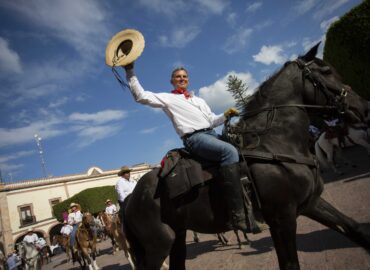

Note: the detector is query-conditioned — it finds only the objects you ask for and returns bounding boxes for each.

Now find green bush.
[324,0,370,99]
[52,186,117,221]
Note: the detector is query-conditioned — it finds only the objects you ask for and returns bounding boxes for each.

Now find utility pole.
[34,134,48,178]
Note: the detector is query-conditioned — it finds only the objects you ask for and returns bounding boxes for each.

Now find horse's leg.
[192,231,199,243]
[265,208,300,270]
[242,231,250,245]
[169,230,186,270]
[303,197,370,250]
[233,230,245,249]
[90,247,99,270]
[216,233,228,246]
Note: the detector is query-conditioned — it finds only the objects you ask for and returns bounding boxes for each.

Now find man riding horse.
[106,29,248,231]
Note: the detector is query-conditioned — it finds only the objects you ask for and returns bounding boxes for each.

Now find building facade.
[0,164,156,255]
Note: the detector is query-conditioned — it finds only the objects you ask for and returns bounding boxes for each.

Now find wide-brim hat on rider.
[27,228,33,232]
[70,202,78,208]
[117,166,132,176]
[105,199,112,204]
[105,29,145,67]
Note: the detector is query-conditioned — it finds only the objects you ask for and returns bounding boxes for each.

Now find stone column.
[0,192,14,255]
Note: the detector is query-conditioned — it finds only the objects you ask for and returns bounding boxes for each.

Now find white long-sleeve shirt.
[68,211,83,225]
[105,204,117,215]
[126,71,226,137]
[116,178,137,203]
[23,233,39,244]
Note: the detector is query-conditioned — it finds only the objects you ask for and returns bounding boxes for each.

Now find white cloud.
[48,97,69,108]
[194,0,228,14]
[320,16,339,32]
[68,110,127,125]
[246,2,262,13]
[76,125,122,148]
[293,0,317,15]
[223,28,253,54]
[0,150,34,164]
[140,127,158,134]
[0,37,22,75]
[1,0,109,58]
[138,0,227,16]
[253,45,287,65]
[138,0,187,17]
[159,26,201,48]
[0,117,65,148]
[314,0,349,19]
[226,12,237,26]
[199,71,258,112]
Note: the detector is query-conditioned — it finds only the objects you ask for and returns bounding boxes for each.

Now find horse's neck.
[24,244,38,258]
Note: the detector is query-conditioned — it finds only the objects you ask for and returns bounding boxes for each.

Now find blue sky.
[0,0,362,182]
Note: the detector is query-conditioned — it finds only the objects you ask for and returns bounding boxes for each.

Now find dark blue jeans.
[183,129,239,165]
[70,224,79,248]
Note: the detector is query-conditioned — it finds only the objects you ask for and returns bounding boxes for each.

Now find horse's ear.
[301,42,321,62]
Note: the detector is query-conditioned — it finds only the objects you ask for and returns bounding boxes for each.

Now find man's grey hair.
[171,66,188,79]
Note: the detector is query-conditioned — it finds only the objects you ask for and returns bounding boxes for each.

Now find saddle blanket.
[159,149,215,199]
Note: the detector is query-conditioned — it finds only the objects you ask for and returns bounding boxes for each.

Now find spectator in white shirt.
[60,220,73,236]
[23,229,39,244]
[67,202,83,250]
[115,166,137,209]
[120,63,246,231]
[105,199,117,215]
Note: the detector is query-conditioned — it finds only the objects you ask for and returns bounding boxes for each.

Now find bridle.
[293,58,348,114]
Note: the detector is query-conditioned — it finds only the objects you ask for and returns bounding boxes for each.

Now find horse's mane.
[241,61,290,115]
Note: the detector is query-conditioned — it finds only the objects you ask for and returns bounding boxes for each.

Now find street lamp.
[34,134,48,178]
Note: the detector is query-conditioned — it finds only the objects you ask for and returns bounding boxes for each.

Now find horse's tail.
[121,195,141,270]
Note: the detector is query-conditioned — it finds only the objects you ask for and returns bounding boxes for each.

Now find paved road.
[43,146,370,270]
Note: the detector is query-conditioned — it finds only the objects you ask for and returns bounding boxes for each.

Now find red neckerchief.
[171,88,191,99]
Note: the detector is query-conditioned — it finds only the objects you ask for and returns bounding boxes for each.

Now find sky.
[0,0,363,182]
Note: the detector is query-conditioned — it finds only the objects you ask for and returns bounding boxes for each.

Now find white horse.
[315,126,370,174]
[17,242,41,270]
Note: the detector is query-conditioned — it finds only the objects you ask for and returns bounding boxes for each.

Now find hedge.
[323,0,370,99]
[52,186,117,221]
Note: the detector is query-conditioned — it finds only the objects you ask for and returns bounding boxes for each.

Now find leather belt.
[182,128,212,140]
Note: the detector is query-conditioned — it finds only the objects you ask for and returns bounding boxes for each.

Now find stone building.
[0,163,155,255]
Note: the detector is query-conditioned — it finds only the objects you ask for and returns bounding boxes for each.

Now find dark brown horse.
[121,43,370,270]
[75,212,99,270]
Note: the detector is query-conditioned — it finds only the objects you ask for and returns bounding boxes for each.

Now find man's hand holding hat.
[224,107,239,118]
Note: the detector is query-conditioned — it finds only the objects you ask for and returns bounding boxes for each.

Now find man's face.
[123,172,130,180]
[71,206,77,211]
[171,70,189,90]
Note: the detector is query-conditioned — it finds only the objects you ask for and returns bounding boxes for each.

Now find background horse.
[17,242,41,270]
[122,43,370,270]
[315,126,370,174]
[75,212,99,270]
[38,245,51,265]
[98,212,119,254]
[52,234,71,262]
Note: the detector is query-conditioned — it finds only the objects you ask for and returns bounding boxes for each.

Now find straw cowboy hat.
[117,166,132,176]
[70,202,78,208]
[105,199,112,204]
[105,29,145,67]
[27,228,33,232]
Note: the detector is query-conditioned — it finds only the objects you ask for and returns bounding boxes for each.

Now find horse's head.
[82,212,95,227]
[290,42,349,117]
